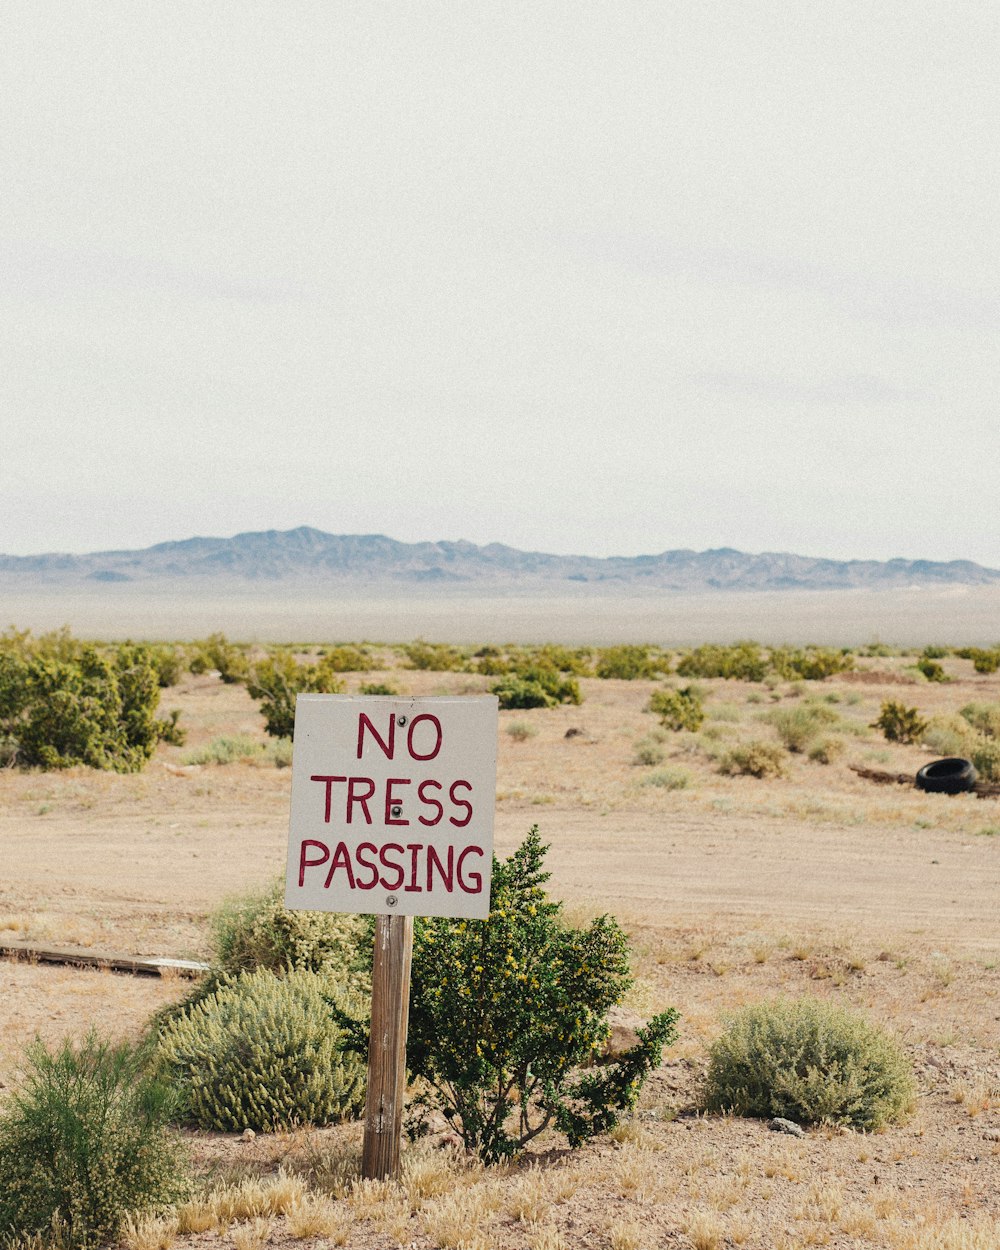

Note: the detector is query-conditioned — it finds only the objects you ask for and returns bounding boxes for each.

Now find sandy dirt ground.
[1,652,999,1248]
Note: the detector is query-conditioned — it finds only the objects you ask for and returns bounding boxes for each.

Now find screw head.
[390,804,402,818]
[396,714,408,726]
[386,894,398,908]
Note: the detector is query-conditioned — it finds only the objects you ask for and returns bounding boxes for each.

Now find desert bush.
[525,645,594,676]
[491,669,581,710]
[648,685,704,731]
[316,645,371,672]
[807,736,846,765]
[767,704,839,753]
[916,657,949,682]
[367,828,678,1163]
[247,651,345,739]
[703,997,915,1130]
[506,719,538,742]
[210,878,369,986]
[188,633,249,684]
[969,737,1000,782]
[156,968,366,1132]
[0,1034,189,1249]
[402,640,467,671]
[0,643,162,771]
[154,708,186,746]
[922,645,950,660]
[922,715,975,757]
[770,647,854,681]
[875,701,928,744]
[359,682,399,696]
[641,768,690,790]
[959,702,1000,739]
[595,645,663,681]
[147,644,186,688]
[676,642,767,682]
[632,736,665,766]
[182,734,264,765]
[964,647,1000,674]
[717,741,788,779]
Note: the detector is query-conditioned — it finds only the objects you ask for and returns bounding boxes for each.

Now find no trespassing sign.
[285,694,498,920]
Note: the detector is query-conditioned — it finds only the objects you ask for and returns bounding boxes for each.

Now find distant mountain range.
[1,528,998,593]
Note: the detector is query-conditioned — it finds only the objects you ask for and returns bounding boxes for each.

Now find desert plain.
[1,639,999,1250]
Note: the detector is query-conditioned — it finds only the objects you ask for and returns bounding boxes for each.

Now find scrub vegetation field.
[1,632,999,1250]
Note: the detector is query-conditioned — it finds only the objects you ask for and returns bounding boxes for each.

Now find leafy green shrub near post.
[875,701,928,744]
[391,828,678,1163]
[491,669,581,710]
[648,685,704,731]
[156,968,366,1132]
[210,878,369,986]
[703,997,915,1130]
[0,1034,189,1249]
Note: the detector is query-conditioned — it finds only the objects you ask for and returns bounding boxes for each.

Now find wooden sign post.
[285,695,498,1181]
[362,913,413,1179]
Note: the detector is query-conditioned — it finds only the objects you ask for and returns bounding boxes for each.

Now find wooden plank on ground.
[0,941,208,977]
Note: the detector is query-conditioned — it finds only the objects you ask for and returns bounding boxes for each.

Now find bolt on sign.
[285,695,499,920]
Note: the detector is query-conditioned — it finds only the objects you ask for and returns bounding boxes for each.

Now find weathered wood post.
[362,912,414,1180]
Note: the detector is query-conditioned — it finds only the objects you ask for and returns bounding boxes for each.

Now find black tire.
[915,757,977,795]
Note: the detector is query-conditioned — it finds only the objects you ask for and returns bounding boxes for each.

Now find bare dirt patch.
[2,656,999,1248]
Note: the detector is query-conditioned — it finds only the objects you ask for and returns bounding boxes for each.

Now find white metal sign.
[285,695,498,919]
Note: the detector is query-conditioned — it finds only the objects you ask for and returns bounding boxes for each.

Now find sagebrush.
[703,997,915,1130]
[0,1034,189,1249]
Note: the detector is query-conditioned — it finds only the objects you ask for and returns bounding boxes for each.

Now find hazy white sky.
[3,2,999,564]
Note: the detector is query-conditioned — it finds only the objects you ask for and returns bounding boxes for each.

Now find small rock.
[564,727,584,739]
[241,1128,256,1142]
[769,1117,806,1138]
[983,1129,1000,1142]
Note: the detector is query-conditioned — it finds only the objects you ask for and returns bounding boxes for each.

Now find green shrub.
[595,645,663,681]
[959,702,1000,739]
[914,657,948,682]
[181,733,264,765]
[359,682,399,696]
[922,645,950,660]
[0,1034,189,1249]
[676,642,767,682]
[247,651,345,739]
[717,741,788,779]
[188,633,249,684]
[641,767,690,790]
[632,736,665,766]
[0,643,162,772]
[491,669,581,710]
[703,997,915,1130]
[209,878,368,985]
[766,704,839,753]
[875,701,928,744]
[968,648,1000,674]
[523,645,594,677]
[154,708,186,746]
[506,719,538,742]
[648,686,704,732]
[770,647,854,681]
[969,737,1000,782]
[922,715,975,757]
[807,736,846,765]
[381,828,677,1162]
[156,968,366,1132]
[317,645,371,672]
[147,644,186,688]
[402,640,467,671]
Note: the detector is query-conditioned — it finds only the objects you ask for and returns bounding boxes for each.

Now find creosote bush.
[247,651,346,739]
[875,700,928,745]
[703,997,915,1130]
[648,685,704,731]
[491,670,581,710]
[156,968,366,1132]
[0,1033,189,1249]
[0,640,165,772]
[767,704,840,753]
[352,827,678,1163]
[595,645,665,681]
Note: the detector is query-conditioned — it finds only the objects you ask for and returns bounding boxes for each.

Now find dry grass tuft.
[121,1214,179,1250]
[230,1217,273,1250]
[682,1209,724,1250]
